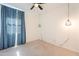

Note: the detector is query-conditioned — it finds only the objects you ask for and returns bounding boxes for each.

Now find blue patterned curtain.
[0,5,26,49]
[17,10,26,45]
[0,5,3,49]
[1,5,16,49]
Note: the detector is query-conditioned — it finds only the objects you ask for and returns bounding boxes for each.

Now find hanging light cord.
[65,2,71,26]
[68,3,69,21]
[60,3,71,46]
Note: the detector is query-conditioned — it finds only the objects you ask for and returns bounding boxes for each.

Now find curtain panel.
[0,5,26,49]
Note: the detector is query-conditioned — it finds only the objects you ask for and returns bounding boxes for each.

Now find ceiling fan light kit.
[30,3,43,10]
[34,3,38,7]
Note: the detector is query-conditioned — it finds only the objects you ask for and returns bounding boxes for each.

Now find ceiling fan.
[30,3,44,10]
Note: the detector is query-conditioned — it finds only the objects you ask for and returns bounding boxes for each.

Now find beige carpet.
[26,40,79,56]
[0,40,79,56]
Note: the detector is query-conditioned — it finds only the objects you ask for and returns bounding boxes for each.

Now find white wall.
[40,3,79,52]
[41,3,67,44]
[62,3,79,52]
[25,9,41,42]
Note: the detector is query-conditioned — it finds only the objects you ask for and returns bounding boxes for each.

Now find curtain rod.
[0,3,25,12]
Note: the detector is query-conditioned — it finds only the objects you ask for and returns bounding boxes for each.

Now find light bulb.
[34,3,38,7]
[65,19,71,26]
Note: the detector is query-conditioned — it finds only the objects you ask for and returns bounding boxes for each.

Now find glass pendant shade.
[65,19,71,26]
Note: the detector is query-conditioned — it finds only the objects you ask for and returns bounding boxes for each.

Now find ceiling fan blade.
[30,5,34,10]
[38,5,43,10]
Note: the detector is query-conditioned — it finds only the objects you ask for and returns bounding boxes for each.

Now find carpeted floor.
[0,40,79,56]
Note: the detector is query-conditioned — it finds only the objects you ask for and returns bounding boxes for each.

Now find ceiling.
[3,3,32,11]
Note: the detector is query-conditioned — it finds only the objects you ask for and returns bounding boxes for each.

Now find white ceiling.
[3,3,45,12]
[3,3,32,11]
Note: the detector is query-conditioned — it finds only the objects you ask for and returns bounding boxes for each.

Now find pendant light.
[65,3,71,26]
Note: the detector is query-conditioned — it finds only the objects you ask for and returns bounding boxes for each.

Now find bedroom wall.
[40,3,79,52]
[25,9,41,42]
